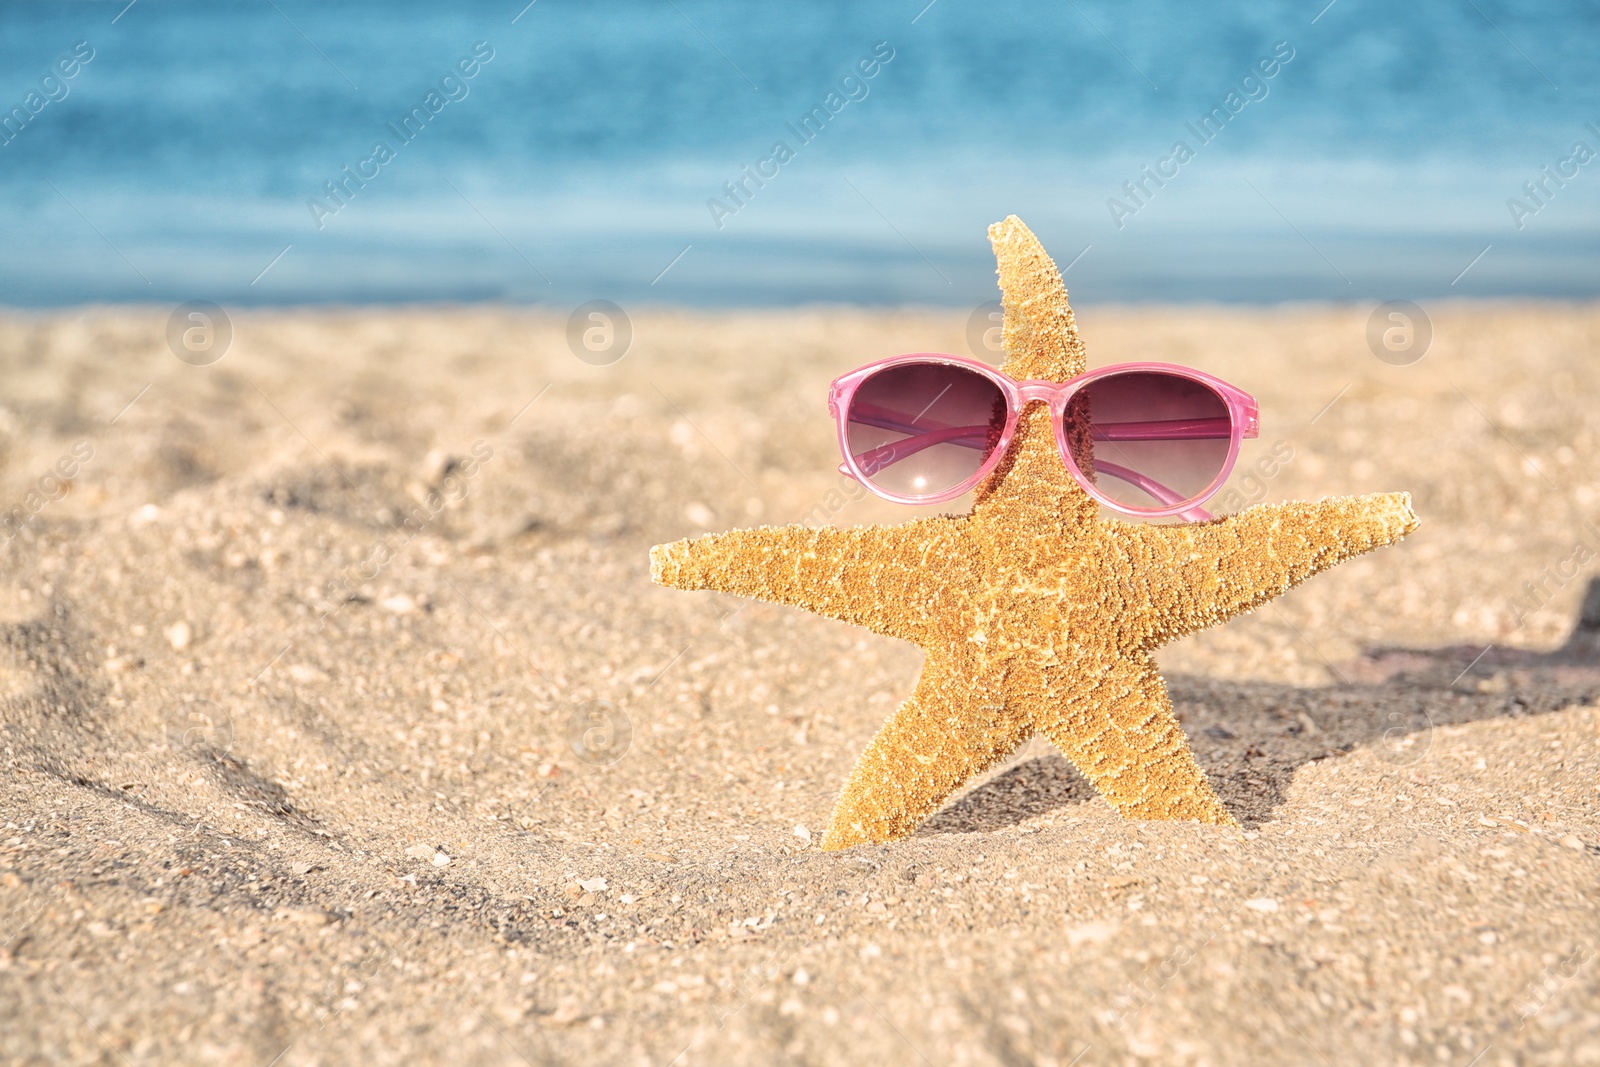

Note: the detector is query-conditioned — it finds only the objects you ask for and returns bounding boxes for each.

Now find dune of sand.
[2,303,1598,1065]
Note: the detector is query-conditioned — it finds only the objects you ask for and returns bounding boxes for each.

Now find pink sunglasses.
[828,354,1259,522]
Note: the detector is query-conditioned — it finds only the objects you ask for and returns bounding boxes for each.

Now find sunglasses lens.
[1065,371,1233,512]
[845,362,1007,500]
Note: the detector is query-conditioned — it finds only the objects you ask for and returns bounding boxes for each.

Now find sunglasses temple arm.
[1088,459,1215,522]
[846,424,993,475]
[846,405,993,446]
[1092,416,1235,441]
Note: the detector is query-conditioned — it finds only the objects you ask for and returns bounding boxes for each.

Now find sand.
[1,302,1598,1066]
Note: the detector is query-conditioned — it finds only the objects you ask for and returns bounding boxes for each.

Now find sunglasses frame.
[828,352,1260,519]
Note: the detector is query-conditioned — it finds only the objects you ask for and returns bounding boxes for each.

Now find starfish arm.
[989,215,1089,381]
[822,655,1030,850]
[649,520,967,643]
[1125,491,1420,642]
[1022,654,1235,824]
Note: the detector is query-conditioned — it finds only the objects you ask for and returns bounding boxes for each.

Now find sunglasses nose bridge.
[1012,381,1066,410]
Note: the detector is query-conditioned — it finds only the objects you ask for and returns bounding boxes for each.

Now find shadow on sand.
[921,579,1600,836]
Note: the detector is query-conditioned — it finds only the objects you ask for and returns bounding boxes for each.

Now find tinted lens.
[1064,371,1232,511]
[845,362,1007,500]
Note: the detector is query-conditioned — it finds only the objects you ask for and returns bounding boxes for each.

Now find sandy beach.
[2,302,1599,1066]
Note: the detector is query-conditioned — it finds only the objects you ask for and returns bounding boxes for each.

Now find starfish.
[650,216,1419,850]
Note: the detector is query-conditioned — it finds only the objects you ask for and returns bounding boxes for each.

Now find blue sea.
[2,0,1596,306]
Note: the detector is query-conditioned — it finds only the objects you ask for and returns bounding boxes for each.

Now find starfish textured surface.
[650,215,1420,850]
